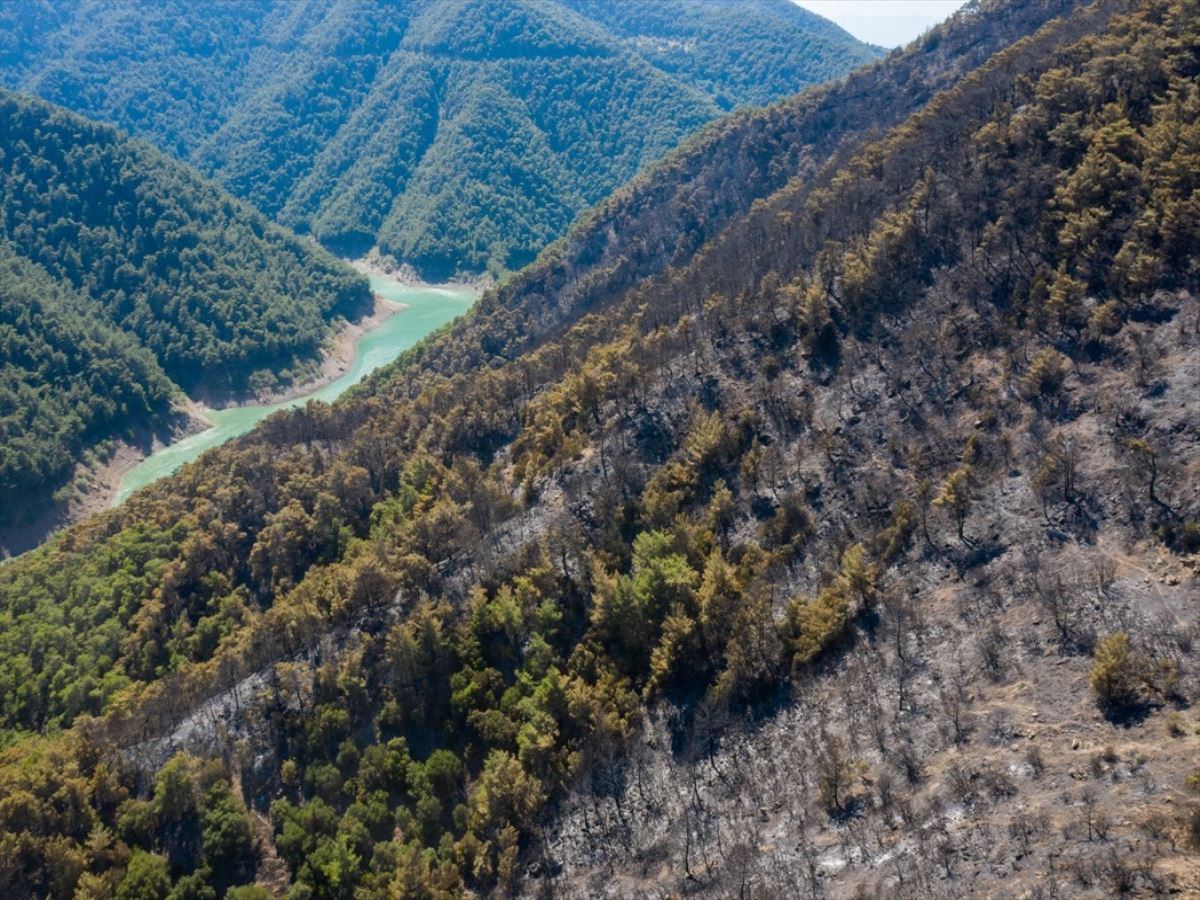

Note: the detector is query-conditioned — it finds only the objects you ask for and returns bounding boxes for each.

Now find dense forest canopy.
[5,0,1197,896]
[0,244,173,504]
[0,90,370,389]
[0,89,370,522]
[561,0,886,109]
[0,0,880,279]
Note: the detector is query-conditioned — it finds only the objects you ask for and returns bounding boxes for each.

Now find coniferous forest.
[1,0,1200,898]
[0,0,880,279]
[0,244,173,506]
[1,0,875,530]
[0,89,371,523]
[0,91,370,390]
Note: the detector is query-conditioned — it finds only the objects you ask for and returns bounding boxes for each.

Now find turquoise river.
[115,276,475,503]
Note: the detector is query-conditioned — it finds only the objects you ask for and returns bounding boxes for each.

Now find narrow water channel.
[115,276,475,503]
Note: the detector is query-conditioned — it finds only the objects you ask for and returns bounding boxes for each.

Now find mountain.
[562,0,887,109]
[0,89,370,526]
[0,0,881,279]
[3,0,1199,897]
[0,244,174,506]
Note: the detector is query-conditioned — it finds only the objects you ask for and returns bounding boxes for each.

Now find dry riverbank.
[3,275,476,557]
[0,404,206,558]
[347,251,491,294]
[3,296,403,554]
[191,291,410,410]
[15,291,405,546]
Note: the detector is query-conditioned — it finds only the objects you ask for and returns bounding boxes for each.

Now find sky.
[794,1,967,48]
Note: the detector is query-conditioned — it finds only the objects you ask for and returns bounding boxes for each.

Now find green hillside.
[0,90,370,390]
[0,244,173,504]
[0,0,880,278]
[563,0,888,109]
[0,89,370,521]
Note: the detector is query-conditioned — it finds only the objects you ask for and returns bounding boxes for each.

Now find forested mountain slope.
[0,245,173,510]
[562,0,886,109]
[0,0,879,279]
[3,0,1199,897]
[0,90,369,527]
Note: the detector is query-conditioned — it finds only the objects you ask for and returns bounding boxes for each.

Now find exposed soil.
[0,293,409,557]
[0,403,208,558]
[346,249,492,294]
[514,299,1200,898]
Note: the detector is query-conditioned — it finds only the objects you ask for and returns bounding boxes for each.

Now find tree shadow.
[950,538,1006,575]
[827,794,867,823]
[1101,700,1154,727]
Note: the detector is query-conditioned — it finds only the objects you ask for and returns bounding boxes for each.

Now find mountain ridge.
[1,0,881,278]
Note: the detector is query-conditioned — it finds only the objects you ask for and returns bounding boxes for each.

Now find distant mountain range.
[1,0,881,279]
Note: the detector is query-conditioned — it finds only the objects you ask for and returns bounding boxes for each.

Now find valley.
[0,88,374,537]
[0,0,881,281]
[116,276,476,504]
[0,274,474,557]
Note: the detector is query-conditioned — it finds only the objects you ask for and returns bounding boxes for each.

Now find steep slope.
[0,0,1075,731]
[0,90,370,391]
[0,244,173,506]
[0,0,880,278]
[0,89,370,528]
[0,0,319,159]
[4,0,1199,897]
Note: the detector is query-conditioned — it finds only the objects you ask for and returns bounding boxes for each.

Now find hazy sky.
[795,1,967,48]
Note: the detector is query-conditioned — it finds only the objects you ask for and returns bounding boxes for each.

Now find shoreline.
[192,291,410,410]
[79,406,209,513]
[3,274,469,556]
[346,251,490,295]
[61,295,407,524]
[0,404,206,558]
